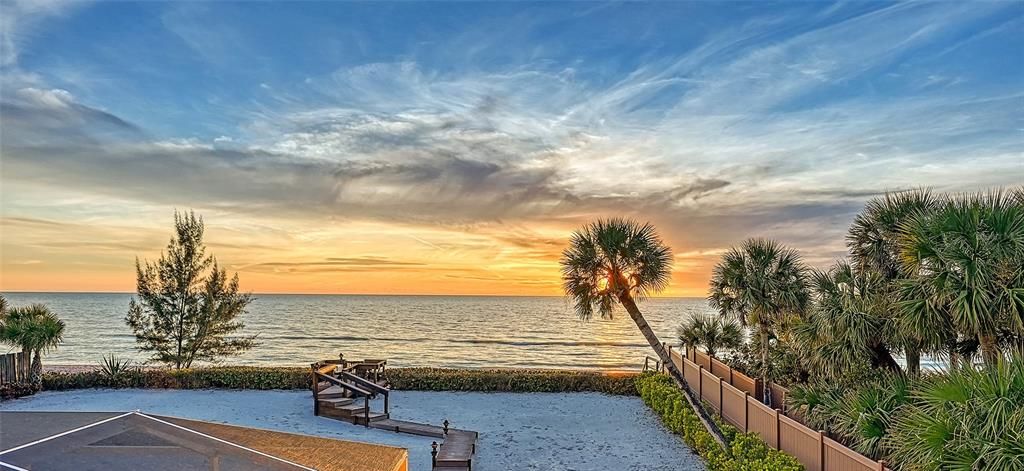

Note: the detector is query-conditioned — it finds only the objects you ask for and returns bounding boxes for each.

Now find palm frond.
[0,304,65,354]
[560,218,672,320]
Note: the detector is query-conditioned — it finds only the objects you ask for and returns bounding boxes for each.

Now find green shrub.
[42,366,638,395]
[385,368,638,395]
[637,373,803,471]
[98,354,139,387]
[1,382,38,400]
[43,366,311,391]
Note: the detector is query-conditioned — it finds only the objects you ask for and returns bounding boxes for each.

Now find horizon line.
[0,290,708,299]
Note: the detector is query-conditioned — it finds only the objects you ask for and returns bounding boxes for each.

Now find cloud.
[0,87,143,145]
[1,0,82,67]
[236,257,426,274]
[1,1,1022,294]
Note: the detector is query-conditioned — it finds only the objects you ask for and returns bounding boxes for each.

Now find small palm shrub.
[98,354,139,386]
[886,358,1024,471]
[788,356,1024,470]
[787,373,910,459]
[678,314,744,358]
[0,303,65,385]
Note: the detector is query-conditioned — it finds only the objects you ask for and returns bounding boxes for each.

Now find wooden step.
[318,385,348,399]
[318,397,355,408]
[353,412,389,425]
[333,403,368,416]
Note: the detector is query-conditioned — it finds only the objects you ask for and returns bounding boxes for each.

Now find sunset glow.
[2,2,1021,295]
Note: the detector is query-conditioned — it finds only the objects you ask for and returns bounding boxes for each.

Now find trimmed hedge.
[0,382,38,401]
[637,373,803,471]
[43,367,310,391]
[41,366,638,395]
[386,368,638,395]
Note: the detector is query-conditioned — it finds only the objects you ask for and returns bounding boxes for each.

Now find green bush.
[43,366,311,391]
[1,382,38,400]
[42,366,638,395]
[386,368,638,395]
[637,373,803,471]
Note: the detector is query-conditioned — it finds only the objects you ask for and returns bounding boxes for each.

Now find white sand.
[1,389,704,471]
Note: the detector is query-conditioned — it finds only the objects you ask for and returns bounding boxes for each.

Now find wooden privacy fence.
[0,351,31,384]
[669,346,888,471]
[684,346,791,409]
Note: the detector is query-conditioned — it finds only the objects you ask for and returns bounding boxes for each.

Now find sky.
[0,1,1022,296]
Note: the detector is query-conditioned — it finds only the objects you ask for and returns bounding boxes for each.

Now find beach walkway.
[312,357,478,470]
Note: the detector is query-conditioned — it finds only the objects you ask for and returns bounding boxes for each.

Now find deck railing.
[339,370,390,415]
[311,362,374,426]
[667,345,890,471]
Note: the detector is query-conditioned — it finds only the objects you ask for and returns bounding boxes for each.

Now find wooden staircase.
[311,357,478,470]
[312,363,391,426]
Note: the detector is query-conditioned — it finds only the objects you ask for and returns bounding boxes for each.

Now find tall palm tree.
[708,238,809,403]
[797,260,902,378]
[0,304,66,384]
[561,218,727,446]
[847,189,941,374]
[898,190,1024,365]
[677,314,743,357]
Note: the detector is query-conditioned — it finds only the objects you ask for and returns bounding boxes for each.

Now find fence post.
[310,363,320,417]
[698,365,704,399]
[718,377,724,417]
[743,392,749,432]
[879,460,887,471]
[774,408,782,449]
[818,430,825,471]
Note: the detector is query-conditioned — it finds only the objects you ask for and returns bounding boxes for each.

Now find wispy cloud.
[1,1,1021,294]
[0,0,82,67]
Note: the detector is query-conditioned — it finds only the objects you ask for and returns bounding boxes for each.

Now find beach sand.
[44,364,100,374]
[1,389,704,471]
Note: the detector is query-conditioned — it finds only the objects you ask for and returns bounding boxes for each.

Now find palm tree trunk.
[618,293,728,448]
[30,350,43,387]
[979,334,1000,365]
[904,344,921,376]
[869,345,903,373]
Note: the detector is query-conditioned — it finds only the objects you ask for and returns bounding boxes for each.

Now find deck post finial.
[443,419,450,435]
[431,441,438,466]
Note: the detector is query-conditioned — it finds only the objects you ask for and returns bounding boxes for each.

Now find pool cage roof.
[0,411,407,471]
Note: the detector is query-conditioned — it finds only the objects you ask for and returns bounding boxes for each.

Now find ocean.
[1,293,713,370]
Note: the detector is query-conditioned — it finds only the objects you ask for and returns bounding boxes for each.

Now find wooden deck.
[434,430,478,470]
[370,419,445,438]
[311,356,479,470]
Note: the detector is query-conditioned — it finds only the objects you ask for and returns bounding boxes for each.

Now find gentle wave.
[4,293,710,369]
[266,335,649,348]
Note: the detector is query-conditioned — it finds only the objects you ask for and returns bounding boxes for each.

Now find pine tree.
[126,211,256,368]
